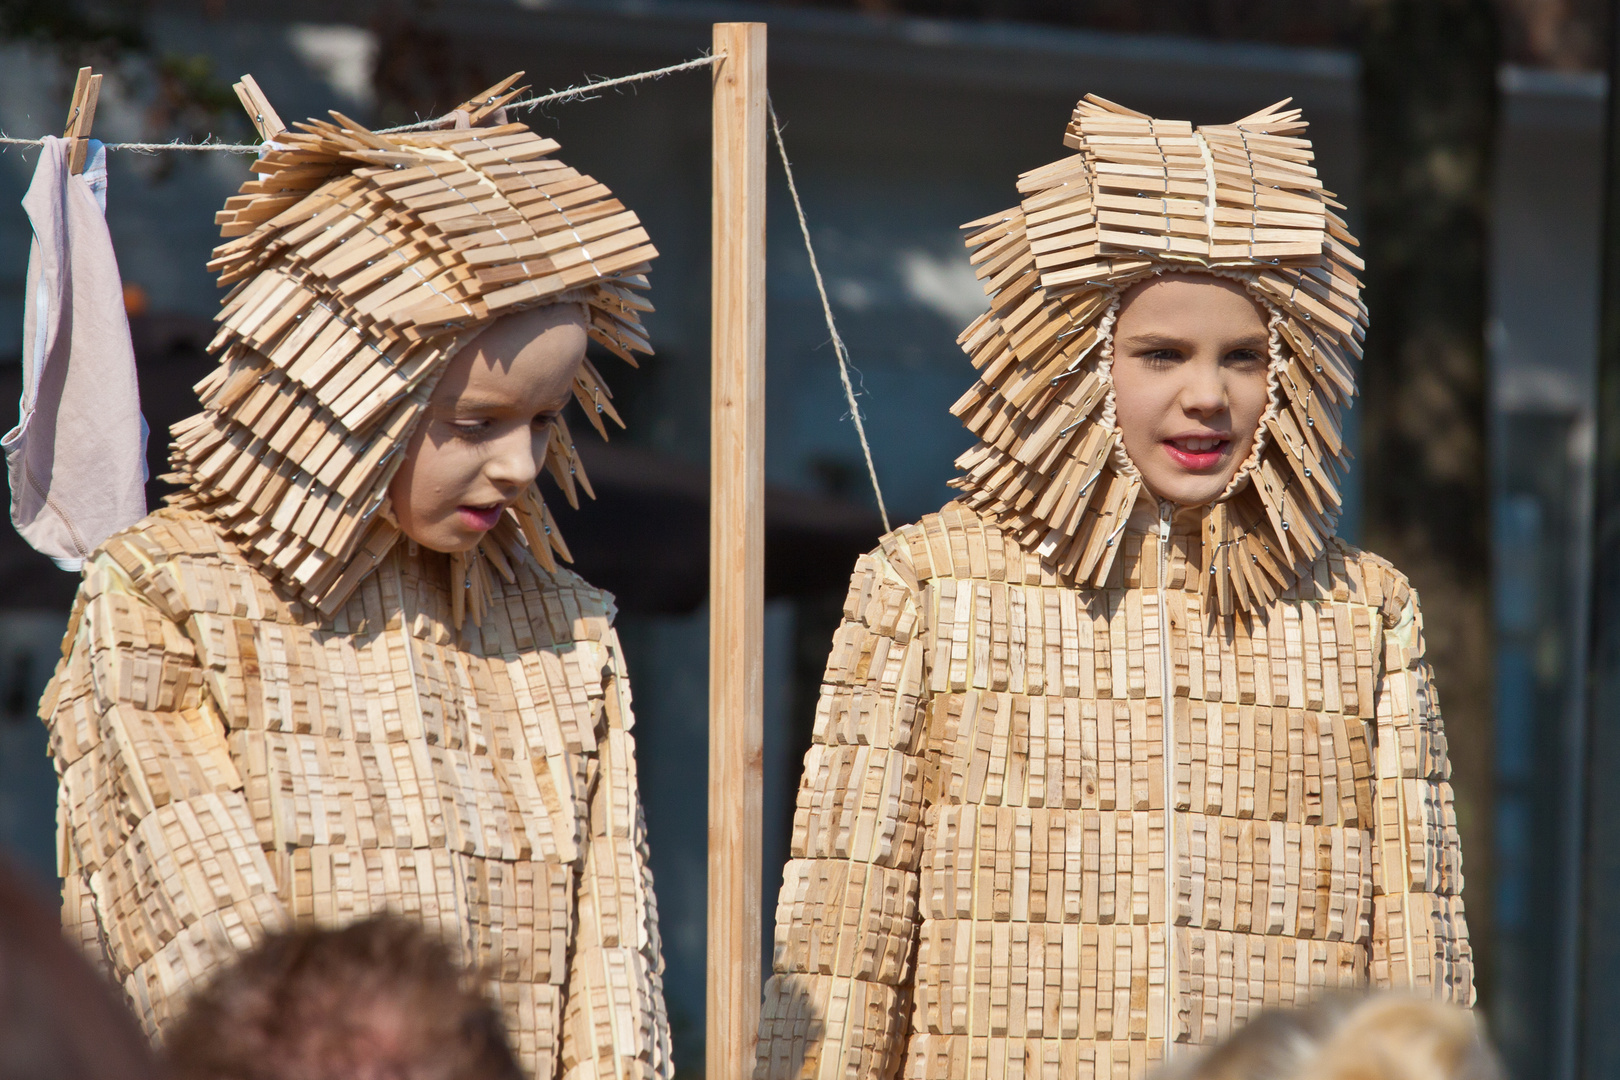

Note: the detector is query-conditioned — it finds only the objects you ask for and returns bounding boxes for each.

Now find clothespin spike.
[63,66,103,175]
[453,72,528,126]
[232,74,286,143]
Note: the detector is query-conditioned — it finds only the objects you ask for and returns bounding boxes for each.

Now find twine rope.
[768,97,892,534]
[0,56,895,531]
[0,135,257,152]
[0,54,721,152]
[381,54,720,133]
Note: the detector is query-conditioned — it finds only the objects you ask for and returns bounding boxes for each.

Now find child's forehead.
[462,303,590,360]
[1122,272,1251,298]
[1117,274,1267,320]
[431,307,590,406]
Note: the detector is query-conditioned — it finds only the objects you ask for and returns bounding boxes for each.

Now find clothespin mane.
[63,66,102,175]
[233,74,286,142]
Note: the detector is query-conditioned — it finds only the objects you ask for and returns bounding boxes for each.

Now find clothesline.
[381,54,720,133]
[0,49,894,524]
[0,54,721,152]
[769,99,891,533]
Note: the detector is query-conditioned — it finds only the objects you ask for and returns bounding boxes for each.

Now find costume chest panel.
[920,579,1382,825]
[922,576,1383,715]
[189,607,608,871]
[913,579,1385,946]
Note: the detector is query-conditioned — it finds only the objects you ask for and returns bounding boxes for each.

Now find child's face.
[1110,274,1272,506]
[388,305,589,553]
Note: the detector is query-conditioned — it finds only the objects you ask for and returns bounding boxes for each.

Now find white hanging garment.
[3,135,147,571]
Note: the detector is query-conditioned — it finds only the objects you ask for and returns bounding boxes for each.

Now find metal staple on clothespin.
[452,72,528,127]
[232,74,286,141]
[63,66,102,175]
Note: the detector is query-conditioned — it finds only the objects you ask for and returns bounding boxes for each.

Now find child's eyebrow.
[1119,331,1270,349]
[448,395,517,413]
[1119,332,1194,349]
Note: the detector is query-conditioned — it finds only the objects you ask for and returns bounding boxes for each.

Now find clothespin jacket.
[63,66,102,175]
[232,74,286,141]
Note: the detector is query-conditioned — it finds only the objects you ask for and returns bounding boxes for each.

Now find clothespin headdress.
[950,95,1366,615]
[168,75,656,625]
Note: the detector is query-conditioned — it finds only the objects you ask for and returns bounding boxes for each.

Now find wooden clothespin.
[63,66,102,175]
[450,72,528,128]
[233,74,286,142]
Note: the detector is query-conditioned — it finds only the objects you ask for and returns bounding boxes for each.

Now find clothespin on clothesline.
[232,74,285,141]
[450,72,529,128]
[63,66,102,175]
[230,71,527,141]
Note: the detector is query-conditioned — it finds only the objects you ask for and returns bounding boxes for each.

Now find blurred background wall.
[0,1,1604,1078]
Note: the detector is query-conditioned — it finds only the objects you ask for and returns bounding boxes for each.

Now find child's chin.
[1153,470,1237,506]
[409,529,483,555]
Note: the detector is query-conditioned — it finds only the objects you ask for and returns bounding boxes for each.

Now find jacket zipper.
[1158,500,1177,1055]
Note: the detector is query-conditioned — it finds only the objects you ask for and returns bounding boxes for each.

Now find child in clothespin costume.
[755,96,1471,1080]
[39,75,672,1080]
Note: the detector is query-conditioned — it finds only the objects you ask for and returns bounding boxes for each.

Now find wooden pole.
[709,21,766,1080]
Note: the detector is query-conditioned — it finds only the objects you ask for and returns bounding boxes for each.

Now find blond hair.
[1158,996,1500,1080]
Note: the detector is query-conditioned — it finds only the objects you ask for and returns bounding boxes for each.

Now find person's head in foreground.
[0,856,161,1080]
[952,94,1362,614]
[1155,995,1500,1080]
[164,915,522,1080]
[174,87,655,626]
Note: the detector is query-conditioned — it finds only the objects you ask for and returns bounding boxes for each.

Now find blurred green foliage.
[0,0,244,153]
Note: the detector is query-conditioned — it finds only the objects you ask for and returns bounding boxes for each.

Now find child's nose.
[485,429,542,490]
[1181,360,1227,415]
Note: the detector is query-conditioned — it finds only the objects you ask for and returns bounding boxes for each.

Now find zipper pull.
[1158,501,1172,543]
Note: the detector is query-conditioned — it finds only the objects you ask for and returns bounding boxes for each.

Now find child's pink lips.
[1162,436,1229,471]
[457,503,505,531]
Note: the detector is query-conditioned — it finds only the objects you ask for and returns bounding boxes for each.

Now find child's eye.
[451,419,493,440]
[1141,348,1182,366]
[1225,348,1266,365]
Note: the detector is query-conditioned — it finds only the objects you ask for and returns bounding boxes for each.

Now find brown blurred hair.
[163,915,521,1080]
[0,857,160,1080]
[1158,995,1501,1080]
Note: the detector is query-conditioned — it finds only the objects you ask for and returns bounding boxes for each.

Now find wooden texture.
[44,508,673,1079]
[63,66,102,175]
[232,75,286,141]
[754,96,1472,1080]
[947,96,1363,617]
[709,22,768,1080]
[754,505,1473,1080]
[173,76,657,623]
[46,74,676,1080]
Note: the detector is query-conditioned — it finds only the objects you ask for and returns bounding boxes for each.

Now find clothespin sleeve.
[63,66,102,175]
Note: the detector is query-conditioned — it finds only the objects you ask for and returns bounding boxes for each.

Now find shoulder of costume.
[873,501,1030,589]
[1282,535,1412,624]
[84,506,270,625]
[511,559,619,628]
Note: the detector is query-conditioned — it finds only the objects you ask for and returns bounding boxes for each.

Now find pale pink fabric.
[4,135,146,571]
